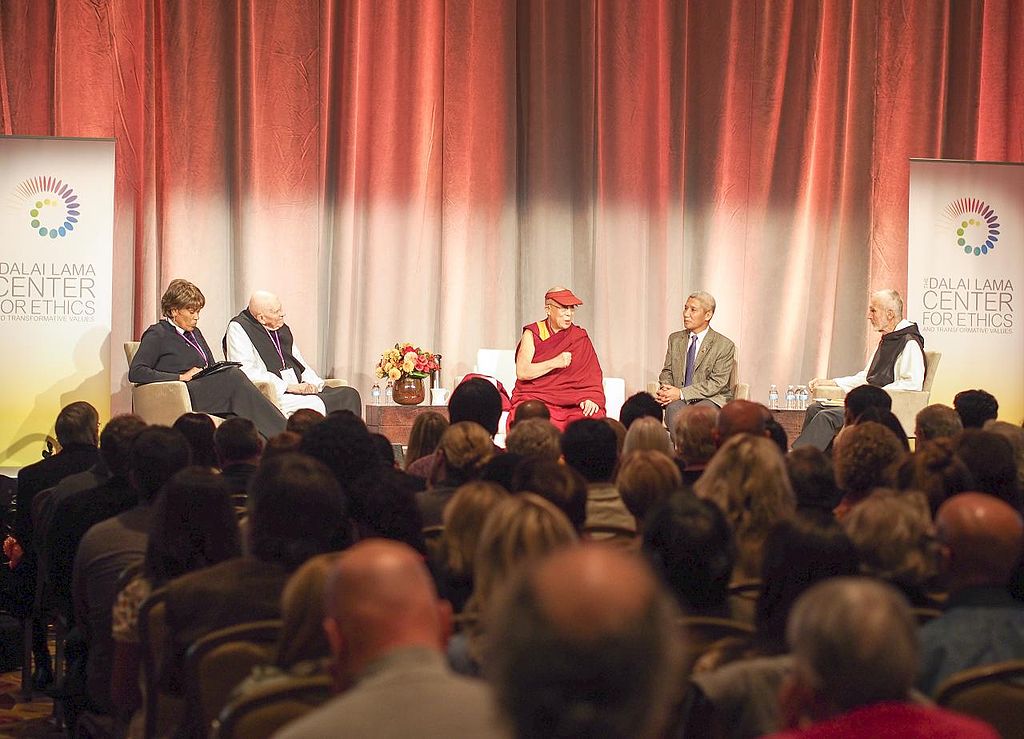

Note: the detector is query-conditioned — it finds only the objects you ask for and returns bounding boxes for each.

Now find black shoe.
[32,660,53,691]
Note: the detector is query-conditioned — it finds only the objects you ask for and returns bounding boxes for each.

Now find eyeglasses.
[545,303,576,313]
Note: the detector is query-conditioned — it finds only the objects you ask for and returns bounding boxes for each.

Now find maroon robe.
[510,319,606,431]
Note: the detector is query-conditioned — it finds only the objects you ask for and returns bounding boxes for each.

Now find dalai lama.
[509,287,606,430]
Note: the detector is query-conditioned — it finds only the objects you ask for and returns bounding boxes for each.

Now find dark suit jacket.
[15,443,100,546]
[658,327,736,407]
[128,319,214,383]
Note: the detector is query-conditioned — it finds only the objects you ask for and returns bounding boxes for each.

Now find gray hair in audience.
[688,290,717,315]
[488,547,684,739]
[622,416,673,457]
[673,404,719,464]
[506,419,562,464]
[787,577,917,712]
[915,404,962,444]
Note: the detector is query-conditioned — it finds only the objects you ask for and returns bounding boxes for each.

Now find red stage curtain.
[2,1,1021,408]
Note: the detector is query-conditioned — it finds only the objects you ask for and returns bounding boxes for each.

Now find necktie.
[683,334,698,387]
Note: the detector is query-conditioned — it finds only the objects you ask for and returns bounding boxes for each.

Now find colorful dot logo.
[13,175,81,239]
[942,197,1000,257]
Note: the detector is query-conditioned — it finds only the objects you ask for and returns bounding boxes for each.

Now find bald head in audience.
[489,545,684,739]
[324,539,451,680]
[511,399,550,426]
[936,492,1024,591]
[715,399,768,445]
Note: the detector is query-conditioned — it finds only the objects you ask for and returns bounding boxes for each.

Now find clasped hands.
[286,383,319,395]
[655,384,681,406]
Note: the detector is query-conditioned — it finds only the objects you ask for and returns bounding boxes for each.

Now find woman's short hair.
[438,422,495,484]
[616,450,682,523]
[622,417,674,457]
[160,278,205,317]
[441,481,509,577]
[405,411,450,469]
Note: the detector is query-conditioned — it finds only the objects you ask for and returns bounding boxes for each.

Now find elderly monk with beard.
[509,287,606,431]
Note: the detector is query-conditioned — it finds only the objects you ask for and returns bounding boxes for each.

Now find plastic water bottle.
[371,383,382,405]
[385,381,394,405]
[786,385,796,410]
[797,385,809,410]
[768,384,779,410]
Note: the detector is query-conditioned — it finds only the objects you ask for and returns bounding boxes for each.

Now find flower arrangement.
[374,343,439,381]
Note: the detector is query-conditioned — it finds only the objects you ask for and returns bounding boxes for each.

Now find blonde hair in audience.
[842,489,938,592]
[615,450,682,523]
[276,552,342,668]
[441,481,509,577]
[622,417,673,457]
[438,421,495,480]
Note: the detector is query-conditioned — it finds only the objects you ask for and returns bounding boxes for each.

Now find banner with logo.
[0,136,114,468]
[908,159,1024,425]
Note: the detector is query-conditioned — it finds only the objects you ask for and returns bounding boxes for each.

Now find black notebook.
[193,361,242,379]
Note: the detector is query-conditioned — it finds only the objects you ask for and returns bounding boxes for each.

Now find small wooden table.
[770,408,807,448]
[365,404,449,445]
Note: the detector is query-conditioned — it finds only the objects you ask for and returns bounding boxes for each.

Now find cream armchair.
[813,351,942,438]
[124,342,277,426]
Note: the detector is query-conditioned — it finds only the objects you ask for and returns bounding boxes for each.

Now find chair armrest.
[323,378,347,388]
[814,386,845,402]
[133,382,193,426]
[734,382,750,401]
[889,390,931,437]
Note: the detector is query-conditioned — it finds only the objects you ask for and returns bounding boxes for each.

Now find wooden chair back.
[213,675,333,739]
[934,659,1024,737]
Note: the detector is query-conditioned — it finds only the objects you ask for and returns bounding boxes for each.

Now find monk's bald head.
[489,545,684,739]
[716,399,768,444]
[326,539,447,668]
[937,492,1024,588]
[248,290,278,315]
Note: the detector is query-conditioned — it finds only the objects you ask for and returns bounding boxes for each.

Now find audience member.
[831,421,905,518]
[162,453,348,697]
[694,519,861,735]
[505,418,561,464]
[71,426,192,717]
[417,422,495,527]
[953,429,1021,508]
[715,399,769,445]
[615,450,682,527]
[916,492,1024,695]
[171,412,218,467]
[855,406,910,451]
[843,383,893,423]
[562,418,634,540]
[842,490,940,606]
[214,417,263,496]
[672,403,718,484]
[619,391,664,430]
[231,553,340,700]
[602,417,628,455]
[915,404,963,444]
[488,545,684,739]
[894,438,974,514]
[370,432,398,467]
[285,407,325,436]
[109,466,240,732]
[449,494,576,676]
[785,447,841,523]
[276,540,502,738]
[953,388,999,429]
[351,469,426,554]
[478,451,523,492]
[261,430,303,460]
[622,416,673,457]
[509,398,550,426]
[767,578,996,738]
[509,458,589,533]
[765,418,788,454]
[695,434,795,579]
[301,410,382,493]
[432,482,509,613]
[404,410,449,475]
[643,492,739,618]
[985,419,1024,495]
[44,415,147,624]
[448,377,503,437]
